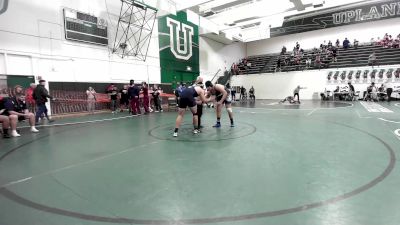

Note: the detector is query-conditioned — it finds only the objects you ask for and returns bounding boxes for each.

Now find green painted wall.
[158,11,199,86]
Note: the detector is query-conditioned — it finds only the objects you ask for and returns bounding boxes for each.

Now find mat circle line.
[0,121,396,225]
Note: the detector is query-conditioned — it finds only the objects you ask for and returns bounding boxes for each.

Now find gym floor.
[1,100,400,225]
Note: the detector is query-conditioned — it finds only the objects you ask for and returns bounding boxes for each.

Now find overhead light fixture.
[0,0,9,14]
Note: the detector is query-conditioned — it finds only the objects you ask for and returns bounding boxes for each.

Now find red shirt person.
[25,83,37,111]
[142,82,150,113]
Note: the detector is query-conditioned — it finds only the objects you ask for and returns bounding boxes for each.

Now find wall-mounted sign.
[63,8,108,45]
[271,0,400,37]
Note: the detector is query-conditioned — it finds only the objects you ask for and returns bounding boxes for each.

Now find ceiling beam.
[176,0,214,11]
[289,0,306,11]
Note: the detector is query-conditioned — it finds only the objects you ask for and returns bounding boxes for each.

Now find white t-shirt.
[86,90,96,99]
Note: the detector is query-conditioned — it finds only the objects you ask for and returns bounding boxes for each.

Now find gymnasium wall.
[199,37,246,82]
[247,17,400,55]
[0,0,246,87]
[0,0,163,84]
[230,65,400,100]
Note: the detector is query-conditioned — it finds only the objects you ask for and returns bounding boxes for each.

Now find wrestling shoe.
[212,123,221,128]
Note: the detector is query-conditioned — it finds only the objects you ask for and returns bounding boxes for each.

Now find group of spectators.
[231,58,252,75]
[276,42,306,71]
[274,33,399,72]
[372,33,400,48]
[362,82,393,101]
[101,80,163,115]
[323,81,394,102]
[0,79,54,138]
[276,40,337,71]
[234,86,255,101]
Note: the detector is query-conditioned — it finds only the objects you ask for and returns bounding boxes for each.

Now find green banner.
[158,11,199,87]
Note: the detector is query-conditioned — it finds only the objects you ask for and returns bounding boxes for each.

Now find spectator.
[231,86,236,101]
[1,93,39,137]
[331,47,338,62]
[283,55,289,66]
[246,60,252,69]
[86,87,96,114]
[128,80,141,115]
[141,82,150,114]
[348,82,355,100]
[295,42,300,50]
[393,37,400,48]
[370,82,378,101]
[370,38,375,45]
[106,83,114,92]
[294,54,301,69]
[333,86,340,93]
[354,39,359,49]
[378,83,386,100]
[33,80,54,124]
[364,82,378,101]
[119,85,129,112]
[388,35,394,48]
[368,52,377,66]
[157,86,164,108]
[305,57,312,68]
[289,53,295,66]
[335,39,340,47]
[376,37,382,46]
[231,63,238,75]
[328,40,332,48]
[343,38,350,49]
[383,33,389,46]
[0,113,10,138]
[281,46,287,55]
[151,85,162,112]
[276,57,282,72]
[315,53,322,68]
[386,80,393,102]
[109,86,118,113]
[249,86,255,100]
[240,86,245,100]
[232,63,239,75]
[25,83,36,113]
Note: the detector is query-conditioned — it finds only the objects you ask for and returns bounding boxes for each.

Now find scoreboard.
[63,8,108,46]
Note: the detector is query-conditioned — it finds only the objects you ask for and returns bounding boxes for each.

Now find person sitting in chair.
[1,93,39,137]
[249,86,255,100]
[378,84,386,100]
[364,82,378,101]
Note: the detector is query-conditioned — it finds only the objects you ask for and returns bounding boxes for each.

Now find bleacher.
[236,54,274,74]
[237,43,400,74]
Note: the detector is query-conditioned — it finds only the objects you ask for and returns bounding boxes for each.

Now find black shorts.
[216,95,232,104]
[178,96,196,109]
[0,110,27,121]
